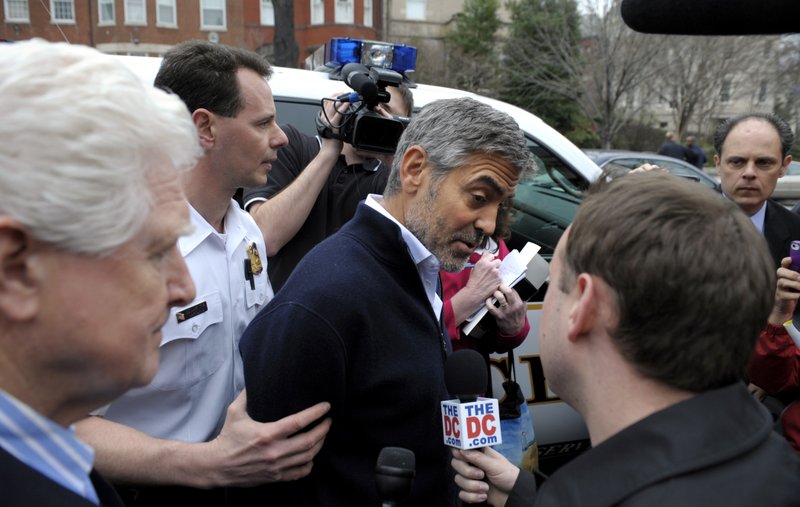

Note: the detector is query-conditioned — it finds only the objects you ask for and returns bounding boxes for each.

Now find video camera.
[316,64,410,154]
[307,38,417,154]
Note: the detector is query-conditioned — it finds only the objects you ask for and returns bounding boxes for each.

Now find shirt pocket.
[149,291,226,391]
[245,270,272,309]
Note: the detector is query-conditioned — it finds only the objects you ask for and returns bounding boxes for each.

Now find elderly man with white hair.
[0,39,200,506]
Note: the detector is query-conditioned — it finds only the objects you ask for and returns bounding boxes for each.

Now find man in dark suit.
[0,40,199,505]
[713,112,800,267]
[714,112,800,454]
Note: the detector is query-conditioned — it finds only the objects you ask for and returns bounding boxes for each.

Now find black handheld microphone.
[375,446,415,507]
[441,349,501,450]
[445,348,488,403]
[620,0,800,35]
[341,63,380,106]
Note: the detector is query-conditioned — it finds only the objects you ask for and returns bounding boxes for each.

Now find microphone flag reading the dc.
[441,349,502,450]
[341,63,379,106]
[375,446,415,507]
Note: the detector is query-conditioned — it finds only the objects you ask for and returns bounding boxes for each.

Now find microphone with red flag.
[441,349,502,450]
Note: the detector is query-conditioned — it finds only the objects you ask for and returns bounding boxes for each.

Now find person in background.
[748,257,800,453]
[714,112,799,268]
[452,172,800,506]
[712,112,800,453]
[240,97,534,506]
[0,39,199,506]
[441,198,529,357]
[685,135,707,169]
[243,84,414,291]
[75,41,331,506]
[656,131,689,161]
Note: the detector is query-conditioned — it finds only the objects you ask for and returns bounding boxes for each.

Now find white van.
[116,47,601,473]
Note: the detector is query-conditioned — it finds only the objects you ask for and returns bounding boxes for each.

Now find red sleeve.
[747,323,800,395]
[442,297,462,344]
[440,268,472,345]
[493,318,530,353]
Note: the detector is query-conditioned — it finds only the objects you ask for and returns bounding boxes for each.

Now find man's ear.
[566,273,599,342]
[779,154,792,178]
[192,108,215,149]
[399,145,429,195]
[0,219,42,321]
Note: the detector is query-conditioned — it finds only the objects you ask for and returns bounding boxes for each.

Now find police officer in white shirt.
[75,41,332,505]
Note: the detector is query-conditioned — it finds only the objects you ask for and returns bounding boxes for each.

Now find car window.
[274,98,321,135]
[508,138,584,258]
[525,139,588,197]
[653,160,703,182]
[608,157,718,191]
[605,158,645,170]
[786,162,800,176]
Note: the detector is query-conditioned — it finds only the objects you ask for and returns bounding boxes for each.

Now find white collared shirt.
[749,200,767,234]
[723,193,767,234]
[365,194,443,319]
[97,201,272,442]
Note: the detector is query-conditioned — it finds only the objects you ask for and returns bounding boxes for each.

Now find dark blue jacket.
[657,139,689,161]
[1,447,123,506]
[240,203,455,506]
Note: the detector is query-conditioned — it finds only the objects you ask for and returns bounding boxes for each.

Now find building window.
[625,90,635,108]
[758,80,768,103]
[156,0,176,26]
[260,0,274,26]
[124,0,146,25]
[335,0,353,24]
[310,0,324,25]
[201,0,225,29]
[363,0,372,27]
[98,0,115,24]
[4,0,30,21]
[720,79,732,103]
[51,0,74,23]
[406,0,425,20]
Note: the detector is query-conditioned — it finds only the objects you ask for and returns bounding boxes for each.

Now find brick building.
[0,0,382,65]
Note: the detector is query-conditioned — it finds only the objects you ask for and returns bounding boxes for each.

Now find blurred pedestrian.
[685,135,707,169]
[657,131,689,161]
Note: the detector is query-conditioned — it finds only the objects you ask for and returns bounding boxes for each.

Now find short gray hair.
[384,98,534,195]
[0,39,201,256]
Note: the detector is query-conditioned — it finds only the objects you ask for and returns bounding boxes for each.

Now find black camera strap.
[315,113,336,140]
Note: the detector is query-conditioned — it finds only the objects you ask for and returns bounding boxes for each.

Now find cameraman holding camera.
[243,83,413,291]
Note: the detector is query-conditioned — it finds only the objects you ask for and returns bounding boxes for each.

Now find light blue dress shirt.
[0,389,99,504]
